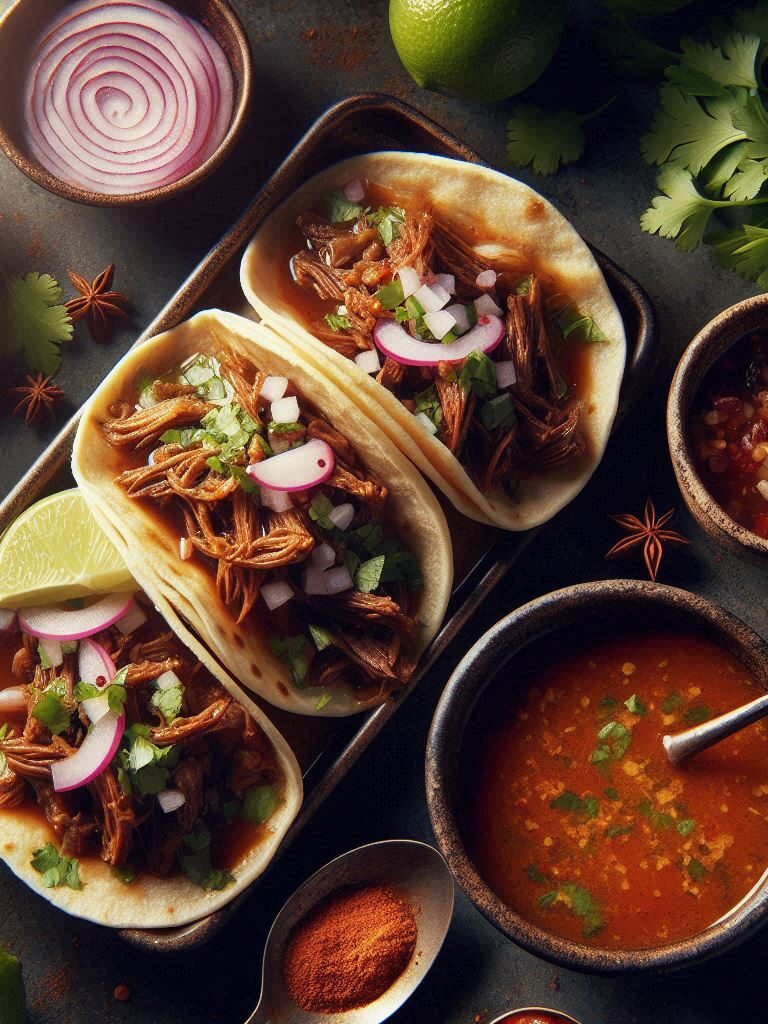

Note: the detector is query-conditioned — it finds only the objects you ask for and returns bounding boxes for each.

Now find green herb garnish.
[117,724,178,797]
[538,890,558,908]
[562,883,605,938]
[624,693,647,716]
[591,720,632,765]
[605,823,634,838]
[459,350,498,398]
[638,798,674,831]
[526,864,546,883]
[604,787,621,801]
[676,818,696,837]
[308,625,335,652]
[314,691,333,711]
[550,790,600,819]
[375,278,405,310]
[367,205,406,245]
[324,312,352,332]
[413,384,443,429]
[111,865,137,884]
[179,823,234,891]
[309,494,336,530]
[355,554,385,594]
[687,857,707,881]
[662,691,684,713]
[0,270,73,375]
[270,635,311,688]
[30,843,82,890]
[684,704,711,725]
[150,682,184,724]
[480,393,517,431]
[240,784,279,825]
[31,685,72,736]
[326,190,363,223]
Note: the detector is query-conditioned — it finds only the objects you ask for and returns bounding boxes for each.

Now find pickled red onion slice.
[23,0,234,196]
[78,638,116,687]
[19,594,134,640]
[246,440,335,492]
[373,315,505,366]
[51,709,125,792]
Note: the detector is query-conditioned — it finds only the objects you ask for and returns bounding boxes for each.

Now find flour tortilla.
[240,152,627,530]
[72,309,452,716]
[0,587,303,929]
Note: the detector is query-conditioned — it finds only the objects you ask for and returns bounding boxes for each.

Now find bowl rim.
[0,0,252,207]
[425,578,768,974]
[488,1009,582,1024]
[667,292,768,560]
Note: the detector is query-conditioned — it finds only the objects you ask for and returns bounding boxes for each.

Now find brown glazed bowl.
[0,0,252,207]
[425,579,768,974]
[489,1010,582,1024]
[668,293,768,567]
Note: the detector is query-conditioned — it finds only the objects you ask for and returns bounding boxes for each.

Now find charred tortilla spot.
[526,198,545,221]
[251,664,263,679]
[234,634,245,649]
[277,681,289,697]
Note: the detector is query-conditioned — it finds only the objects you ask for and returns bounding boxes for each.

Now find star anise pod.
[605,497,688,581]
[65,264,130,342]
[10,373,65,427]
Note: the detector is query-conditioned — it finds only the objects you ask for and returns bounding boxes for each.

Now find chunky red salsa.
[690,332,768,538]
[464,630,768,949]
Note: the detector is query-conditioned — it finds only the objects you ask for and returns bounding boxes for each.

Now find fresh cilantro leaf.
[31,691,72,736]
[367,206,406,245]
[592,721,632,763]
[677,818,696,836]
[684,704,711,725]
[308,624,335,651]
[604,787,621,801]
[324,312,352,332]
[605,823,634,838]
[413,384,443,429]
[481,394,516,431]
[641,166,735,251]
[506,105,588,176]
[240,784,279,825]
[30,843,82,889]
[550,791,599,818]
[687,857,707,881]
[326,190,362,223]
[375,278,405,310]
[355,554,385,594]
[150,683,184,724]
[0,271,73,375]
[624,693,647,716]
[561,883,605,938]
[308,493,335,530]
[709,220,768,288]
[641,86,745,173]
[667,32,760,93]
[538,890,558,908]
[270,634,311,688]
[314,691,333,711]
[557,305,607,343]
[661,691,684,713]
[526,864,546,883]
[459,351,498,398]
[119,725,177,796]
[179,823,235,891]
[37,644,52,670]
[599,695,619,710]
[638,798,675,830]
[111,865,137,884]
[724,157,768,201]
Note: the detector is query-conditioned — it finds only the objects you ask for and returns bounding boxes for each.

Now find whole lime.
[389,0,566,103]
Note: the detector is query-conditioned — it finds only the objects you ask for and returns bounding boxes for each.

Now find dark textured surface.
[0,1,763,1022]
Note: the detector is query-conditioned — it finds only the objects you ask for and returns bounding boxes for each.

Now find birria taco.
[240,152,627,530]
[0,585,302,929]
[72,310,452,717]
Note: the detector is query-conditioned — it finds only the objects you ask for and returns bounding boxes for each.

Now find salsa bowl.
[668,293,768,567]
[426,579,768,973]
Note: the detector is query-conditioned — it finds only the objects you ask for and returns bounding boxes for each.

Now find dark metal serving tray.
[0,93,658,954]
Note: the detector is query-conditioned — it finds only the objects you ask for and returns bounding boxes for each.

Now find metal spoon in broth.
[243,839,454,1024]
[663,690,768,766]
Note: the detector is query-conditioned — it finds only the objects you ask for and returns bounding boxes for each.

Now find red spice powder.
[283,883,417,1013]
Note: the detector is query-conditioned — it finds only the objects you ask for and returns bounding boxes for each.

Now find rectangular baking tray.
[0,93,658,954]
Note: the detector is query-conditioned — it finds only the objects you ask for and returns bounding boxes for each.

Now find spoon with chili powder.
[244,839,454,1023]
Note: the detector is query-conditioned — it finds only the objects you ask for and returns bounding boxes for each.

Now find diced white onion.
[328,502,355,531]
[326,565,354,595]
[414,283,450,313]
[40,637,63,668]
[261,581,294,611]
[758,480,768,502]
[397,266,421,298]
[424,309,457,340]
[179,537,193,561]
[310,543,337,570]
[355,349,381,375]
[344,177,365,202]
[496,360,517,388]
[433,273,456,295]
[156,670,182,691]
[115,601,147,636]
[476,269,497,288]
[138,387,158,410]
[475,293,503,318]
[415,412,438,435]
[82,695,110,724]
[445,304,471,336]
[260,376,289,403]
[304,566,330,595]
[271,396,300,424]
[157,789,186,814]
[260,486,293,512]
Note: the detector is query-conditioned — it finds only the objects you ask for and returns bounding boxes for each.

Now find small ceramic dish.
[667,293,768,567]
[489,1009,582,1024]
[425,579,768,974]
[0,0,252,207]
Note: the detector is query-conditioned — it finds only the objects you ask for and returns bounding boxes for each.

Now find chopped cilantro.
[526,864,546,883]
[30,843,82,890]
[677,818,696,837]
[326,190,363,223]
[514,276,533,296]
[31,687,72,736]
[111,865,137,884]
[179,823,234,891]
[413,384,443,429]
[367,205,406,245]
[538,890,558,908]
[605,823,634,838]
[684,704,711,725]
[355,554,385,594]
[480,393,517,431]
[404,295,425,319]
[240,784,279,825]
[459,350,498,398]
[687,857,707,881]
[557,304,607,343]
[550,791,600,819]
[662,691,684,713]
[150,682,184,724]
[74,679,127,716]
[117,724,178,797]
[314,691,333,711]
[638,798,674,830]
[591,721,632,766]
[61,641,78,655]
[324,312,352,332]
[375,278,405,310]
[394,306,410,323]
[624,693,647,716]
[37,644,52,670]
[309,494,335,530]
[309,625,335,652]
[604,787,621,801]
[270,635,311,688]
[599,695,619,710]
[562,883,605,938]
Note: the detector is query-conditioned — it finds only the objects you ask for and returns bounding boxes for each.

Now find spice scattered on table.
[283,883,417,1013]
[113,984,131,1003]
[65,265,130,343]
[605,497,688,581]
[9,373,65,427]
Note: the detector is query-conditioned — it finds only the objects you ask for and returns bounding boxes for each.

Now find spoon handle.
[664,691,768,766]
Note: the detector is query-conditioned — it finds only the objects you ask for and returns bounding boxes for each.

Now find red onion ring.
[24,0,234,195]
[373,315,505,366]
[246,440,335,493]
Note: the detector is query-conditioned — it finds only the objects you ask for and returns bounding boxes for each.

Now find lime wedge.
[0,488,136,608]
[0,949,25,1024]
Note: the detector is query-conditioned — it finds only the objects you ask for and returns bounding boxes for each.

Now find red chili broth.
[464,629,768,950]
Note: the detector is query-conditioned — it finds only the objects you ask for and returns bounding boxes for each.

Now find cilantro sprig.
[506,98,617,176]
[0,270,73,376]
[30,843,82,890]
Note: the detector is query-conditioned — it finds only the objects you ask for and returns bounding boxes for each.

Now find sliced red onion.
[260,376,288,403]
[397,266,421,298]
[260,486,293,512]
[78,638,115,687]
[445,304,471,335]
[414,283,450,313]
[270,396,300,424]
[23,0,234,197]
[247,439,335,492]
[82,695,110,724]
[0,686,26,715]
[0,609,17,633]
[432,273,456,295]
[373,315,505,366]
[475,293,503,318]
[157,788,186,814]
[39,637,64,668]
[328,502,354,531]
[19,594,134,641]
[496,360,517,388]
[325,565,354,595]
[310,542,336,570]
[51,709,125,792]
[179,537,193,561]
[424,309,457,340]
[476,269,497,288]
[354,349,381,375]
[344,177,365,202]
[115,600,147,635]
[261,581,294,611]
[155,670,181,690]
[415,412,438,435]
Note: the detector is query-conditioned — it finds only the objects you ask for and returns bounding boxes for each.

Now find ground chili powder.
[283,883,418,1013]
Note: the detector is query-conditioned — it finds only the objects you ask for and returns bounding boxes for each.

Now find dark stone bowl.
[425,579,768,974]
[0,0,252,207]
[667,293,768,567]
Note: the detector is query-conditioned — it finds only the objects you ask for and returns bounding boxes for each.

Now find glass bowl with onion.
[668,292,768,567]
[0,0,251,206]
